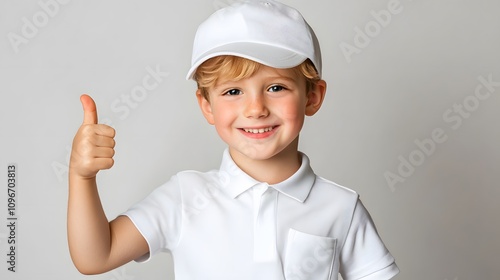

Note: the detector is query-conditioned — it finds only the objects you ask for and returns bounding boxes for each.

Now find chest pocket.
[283,228,337,280]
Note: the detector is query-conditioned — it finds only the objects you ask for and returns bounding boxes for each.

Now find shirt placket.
[253,183,278,262]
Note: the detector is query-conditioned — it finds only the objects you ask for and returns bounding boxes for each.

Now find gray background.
[1,0,499,279]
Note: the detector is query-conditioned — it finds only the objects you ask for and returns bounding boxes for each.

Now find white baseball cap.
[186,0,322,80]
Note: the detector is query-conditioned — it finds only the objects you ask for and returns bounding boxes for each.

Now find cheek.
[276,97,306,122]
[211,107,234,144]
[212,102,237,127]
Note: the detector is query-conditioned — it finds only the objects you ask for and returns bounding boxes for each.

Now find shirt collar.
[218,149,316,203]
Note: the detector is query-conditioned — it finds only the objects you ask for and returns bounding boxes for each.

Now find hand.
[69,94,116,179]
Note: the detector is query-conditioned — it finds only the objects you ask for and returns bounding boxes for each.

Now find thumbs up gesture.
[69,94,116,179]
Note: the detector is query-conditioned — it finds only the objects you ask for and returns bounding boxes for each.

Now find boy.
[67,0,399,279]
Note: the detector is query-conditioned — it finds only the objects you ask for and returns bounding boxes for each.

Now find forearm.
[67,94,145,274]
[67,171,112,274]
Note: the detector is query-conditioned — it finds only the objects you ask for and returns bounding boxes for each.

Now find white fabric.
[123,149,399,279]
[253,184,278,262]
[186,0,322,80]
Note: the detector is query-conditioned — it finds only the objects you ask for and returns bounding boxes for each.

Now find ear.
[305,79,327,116]
[196,89,215,125]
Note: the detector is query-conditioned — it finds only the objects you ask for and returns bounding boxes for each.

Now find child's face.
[197,64,326,162]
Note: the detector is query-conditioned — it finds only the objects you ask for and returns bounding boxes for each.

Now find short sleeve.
[339,199,399,280]
[121,175,183,262]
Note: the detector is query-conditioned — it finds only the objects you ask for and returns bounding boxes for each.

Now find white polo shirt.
[123,149,399,280]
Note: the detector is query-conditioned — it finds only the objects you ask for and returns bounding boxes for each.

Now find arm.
[67,94,148,275]
[339,199,399,280]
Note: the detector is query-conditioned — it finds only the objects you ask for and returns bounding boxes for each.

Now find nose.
[244,93,269,119]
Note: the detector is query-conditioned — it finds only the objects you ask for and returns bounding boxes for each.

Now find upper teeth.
[243,127,274,134]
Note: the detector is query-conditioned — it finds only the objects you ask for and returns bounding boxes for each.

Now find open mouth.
[241,126,276,134]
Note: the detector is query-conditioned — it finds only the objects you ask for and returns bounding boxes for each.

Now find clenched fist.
[69,94,116,179]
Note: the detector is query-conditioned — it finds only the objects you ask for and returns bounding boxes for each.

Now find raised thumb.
[80,94,98,124]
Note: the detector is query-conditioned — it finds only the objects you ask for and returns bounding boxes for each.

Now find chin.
[232,145,288,161]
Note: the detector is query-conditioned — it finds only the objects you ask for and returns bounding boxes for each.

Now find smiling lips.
[243,126,275,134]
[240,126,277,138]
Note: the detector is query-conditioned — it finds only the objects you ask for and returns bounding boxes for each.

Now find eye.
[223,88,242,96]
[268,85,285,92]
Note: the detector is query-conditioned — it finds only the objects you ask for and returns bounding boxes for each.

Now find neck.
[229,140,302,185]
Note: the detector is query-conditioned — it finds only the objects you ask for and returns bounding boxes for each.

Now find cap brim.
[186,42,308,80]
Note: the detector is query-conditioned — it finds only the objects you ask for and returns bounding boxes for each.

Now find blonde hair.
[194,56,320,100]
